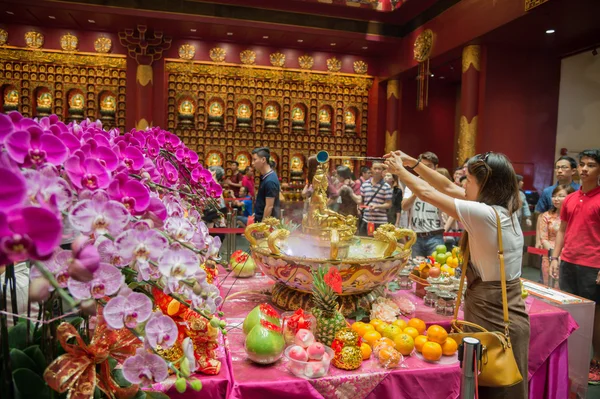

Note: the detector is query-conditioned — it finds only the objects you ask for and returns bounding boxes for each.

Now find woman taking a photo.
[384,150,530,398]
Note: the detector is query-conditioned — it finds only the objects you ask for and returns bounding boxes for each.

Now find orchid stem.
[31,261,79,309]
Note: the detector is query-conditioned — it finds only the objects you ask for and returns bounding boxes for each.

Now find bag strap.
[365,179,386,207]
[452,207,511,335]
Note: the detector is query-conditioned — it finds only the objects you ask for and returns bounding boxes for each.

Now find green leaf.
[10,349,38,373]
[23,345,46,373]
[387,281,401,292]
[69,317,85,330]
[133,390,147,399]
[348,308,368,322]
[108,357,118,372]
[145,391,170,399]
[8,323,30,350]
[112,368,132,388]
[12,368,50,399]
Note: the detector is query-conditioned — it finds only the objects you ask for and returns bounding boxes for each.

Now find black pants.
[559,260,600,303]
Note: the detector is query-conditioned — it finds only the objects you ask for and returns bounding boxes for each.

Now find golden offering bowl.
[245,222,417,295]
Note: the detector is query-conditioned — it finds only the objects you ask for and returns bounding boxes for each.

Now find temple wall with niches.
[0,29,126,130]
[165,51,372,185]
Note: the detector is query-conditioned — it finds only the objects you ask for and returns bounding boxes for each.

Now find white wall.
[556,51,600,162]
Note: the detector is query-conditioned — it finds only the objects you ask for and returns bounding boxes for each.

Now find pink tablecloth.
[218,272,577,399]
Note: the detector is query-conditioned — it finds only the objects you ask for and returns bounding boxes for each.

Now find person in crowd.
[550,149,600,383]
[204,166,227,229]
[401,152,445,256]
[241,166,255,198]
[224,161,243,198]
[384,172,403,226]
[353,166,371,195]
[234,186,253,227]
[385,149,530,398]
[359,162,392,235]
[454,166,466,185]
[535,156,580,213]
[516,175,533,227]
[336,165,361,218]
[251,147,280,222]
[537,184,575,287]
[459,175,467,189]
[437,167,453,181]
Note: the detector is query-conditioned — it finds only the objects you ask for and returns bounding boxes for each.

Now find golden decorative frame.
[298,55,314,70]
[60,33,78,52]
[0,29,8,46]
[414,29,434,62]
[270,52,285,67]
[178,44,196,60]
[25,31,44,49]
[525,0,549,11]
[210,47,226,63]
[240,49,257,65]
[327,57,342,72]
[353,60,368,74]
[94,37,112,53]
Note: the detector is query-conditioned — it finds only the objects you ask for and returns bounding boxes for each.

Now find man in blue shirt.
[535,156,580,213]
[234,186,253,226]
[251,147,280,222]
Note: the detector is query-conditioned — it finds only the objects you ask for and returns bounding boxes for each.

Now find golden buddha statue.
[302,162,357,241]
[70,94,84,110]
[179,100,194,116]
[38,92,52,108]
[5,90,18,106]
[208,153,221,166]
[319,109,330,123]
[238,104,250,118]
[344,111,355,125]
[265,105,278,120]
[292,107,304,121]
[101,96,116,112]
[209,102,223,117]
[291,156,303,171]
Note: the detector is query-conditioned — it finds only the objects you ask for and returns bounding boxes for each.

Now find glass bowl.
[283,345,334,379]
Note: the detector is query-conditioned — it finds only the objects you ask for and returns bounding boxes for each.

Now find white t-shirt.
[401,186,444,233]
[454,199,523,282]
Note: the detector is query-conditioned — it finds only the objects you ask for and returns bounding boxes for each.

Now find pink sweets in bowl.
[284,345,334,379]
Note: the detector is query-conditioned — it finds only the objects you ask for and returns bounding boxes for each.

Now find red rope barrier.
[527,247,549,256]
[208,228,537,236]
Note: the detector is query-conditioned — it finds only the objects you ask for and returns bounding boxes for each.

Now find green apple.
[243,304,281,335]
[435,253,449,265]
[431,251,438,259]
[245,323,285,364]
[435,244,448,254]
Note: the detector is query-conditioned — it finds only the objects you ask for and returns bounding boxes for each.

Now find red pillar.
[457,45,482,165]
[385,79,400,153]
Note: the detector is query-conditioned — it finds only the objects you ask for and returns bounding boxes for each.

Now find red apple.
[428,266,441,278]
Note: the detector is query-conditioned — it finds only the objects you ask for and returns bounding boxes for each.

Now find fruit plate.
[415,351,459,365]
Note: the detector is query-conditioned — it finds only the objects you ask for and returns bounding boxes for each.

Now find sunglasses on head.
[476,152,493,163]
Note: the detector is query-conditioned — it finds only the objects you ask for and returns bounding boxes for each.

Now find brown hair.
[419,151,439,166]
[437,167,452,181]
[307,155,318,183]
[460,152,522,254]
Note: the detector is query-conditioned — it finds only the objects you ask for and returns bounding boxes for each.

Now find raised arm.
[384,152,459,220]
[384,151,466,199]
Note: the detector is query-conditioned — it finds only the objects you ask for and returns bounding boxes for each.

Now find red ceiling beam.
[380,0,528,79]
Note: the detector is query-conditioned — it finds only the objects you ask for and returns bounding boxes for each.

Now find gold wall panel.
[165,60,373,184]
[0,47,127,130]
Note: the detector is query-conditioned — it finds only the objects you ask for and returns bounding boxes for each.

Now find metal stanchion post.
[225,211,233,261]
[231,208,238,254]
[458,337,481,399]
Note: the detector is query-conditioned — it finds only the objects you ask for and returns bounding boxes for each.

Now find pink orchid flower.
[66,263,123,300]
[122,348,169,386]
[103,292,153,329]
[69,191,130,236]
[144,313,178,349]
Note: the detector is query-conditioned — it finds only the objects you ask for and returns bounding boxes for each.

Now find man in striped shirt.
[360,162,392,235]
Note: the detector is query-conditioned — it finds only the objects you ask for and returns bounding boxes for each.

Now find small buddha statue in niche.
[4,90,19,111]
[209,102,223,116]
[70,94,84,110]
[208,153,221,166]
[292,107,304,121]
[238,104,251,118]
[319,109,330,123]
[180,100,194,115]
[38,92,52,108]
[265,105,278,120]
[291,157,303,171]
[101,96,116,112]
[344,111,355,125]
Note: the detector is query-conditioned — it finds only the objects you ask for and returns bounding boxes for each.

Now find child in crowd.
[537,184,575,287]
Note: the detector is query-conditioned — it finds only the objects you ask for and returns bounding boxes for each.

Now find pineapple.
[312,266,346,347]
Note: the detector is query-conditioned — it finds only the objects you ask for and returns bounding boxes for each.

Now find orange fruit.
[426,325,448,345]
[403,326,419,340]
[407,318,426,335]
[374,322,389,334]
[363,330,382,347]
[392,319,408,331]
[360,342,372,360]
[382,324,403,340]
[356,323,375,337]
[378,347,401,367]
[442,337,458,356]
[422,341,443,362]
[414,335,428,353]
[167,299,181,316]
[351,322,364,333]
[376,337,396,349]
[369,318,383,327]
[393,333,415,356]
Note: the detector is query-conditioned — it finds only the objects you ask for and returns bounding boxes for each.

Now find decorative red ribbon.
[287,309,313,333]
[43,310,141,399]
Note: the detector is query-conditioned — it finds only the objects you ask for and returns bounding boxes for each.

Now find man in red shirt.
[224,161,243,198]
[550,149,600,383]
[241,166,255,198]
